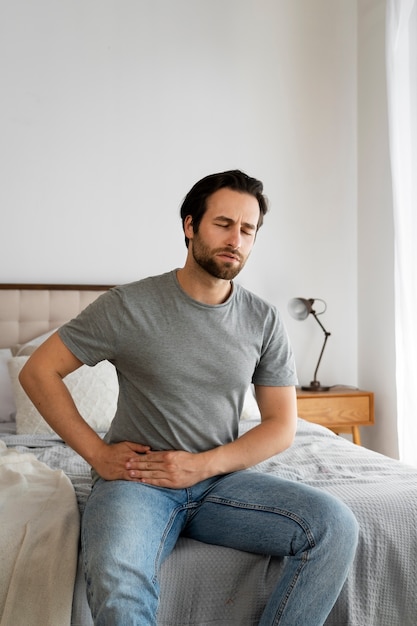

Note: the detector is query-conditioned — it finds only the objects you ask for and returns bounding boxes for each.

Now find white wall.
[0,1,397,456]
[357,0,398,458]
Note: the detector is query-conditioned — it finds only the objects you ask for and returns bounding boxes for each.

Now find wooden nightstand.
[296,386,374,445]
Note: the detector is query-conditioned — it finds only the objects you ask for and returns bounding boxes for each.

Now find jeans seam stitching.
[152,502,190,584]
[204,495,317,548]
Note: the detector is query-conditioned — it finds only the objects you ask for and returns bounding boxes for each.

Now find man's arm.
[126,385,297,488]
[209,384,297,470]
[18,332,149,480]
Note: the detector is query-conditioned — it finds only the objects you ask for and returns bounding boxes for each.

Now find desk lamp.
[288,297,331,391]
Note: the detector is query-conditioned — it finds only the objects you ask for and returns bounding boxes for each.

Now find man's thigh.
[82,479,189,574]
[184,470,341,557]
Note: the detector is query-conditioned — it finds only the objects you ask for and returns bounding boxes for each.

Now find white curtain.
[386,0,417,465]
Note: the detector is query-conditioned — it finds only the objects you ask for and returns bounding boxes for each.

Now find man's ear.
[184,215,194,241]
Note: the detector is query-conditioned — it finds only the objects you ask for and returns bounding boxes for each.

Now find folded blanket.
[0,441,79,626]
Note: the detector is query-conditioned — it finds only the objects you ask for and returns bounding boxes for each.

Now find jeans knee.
[321,493,359,560]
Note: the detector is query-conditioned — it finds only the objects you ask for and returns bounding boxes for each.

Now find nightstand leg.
[352,426,361,446]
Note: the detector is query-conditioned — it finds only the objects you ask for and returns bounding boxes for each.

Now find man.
[20,170,358,625]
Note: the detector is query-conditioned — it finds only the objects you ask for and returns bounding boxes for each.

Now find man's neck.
[176,266,232,305]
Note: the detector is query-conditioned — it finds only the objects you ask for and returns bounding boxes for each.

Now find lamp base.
[301,381,330,392]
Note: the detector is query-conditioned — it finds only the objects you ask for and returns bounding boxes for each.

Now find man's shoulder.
[115,270,175,296]
[234,282,276,313]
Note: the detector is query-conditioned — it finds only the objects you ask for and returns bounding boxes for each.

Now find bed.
[1,283,417,626]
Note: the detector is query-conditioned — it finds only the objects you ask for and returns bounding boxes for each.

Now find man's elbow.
[280,417,297,452]
[18,358,36,394]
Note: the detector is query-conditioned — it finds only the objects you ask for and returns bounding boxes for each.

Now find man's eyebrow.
[214,215,257,231]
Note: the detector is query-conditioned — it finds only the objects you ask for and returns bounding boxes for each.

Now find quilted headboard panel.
[0,285,113,349]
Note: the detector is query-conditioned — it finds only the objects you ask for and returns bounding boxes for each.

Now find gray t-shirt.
[58,270,297,453]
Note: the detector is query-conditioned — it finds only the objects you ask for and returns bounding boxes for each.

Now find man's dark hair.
[180,169,269,247]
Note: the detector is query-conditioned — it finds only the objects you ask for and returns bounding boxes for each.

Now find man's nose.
[226,226,242,249]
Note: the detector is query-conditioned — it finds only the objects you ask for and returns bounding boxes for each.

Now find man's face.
[188,187,260,281]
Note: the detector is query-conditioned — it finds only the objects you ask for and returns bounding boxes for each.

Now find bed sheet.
[2,418,417,626]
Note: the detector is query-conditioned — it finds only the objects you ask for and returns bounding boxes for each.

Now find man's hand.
[92,441,151,481]
[124,450,208,489]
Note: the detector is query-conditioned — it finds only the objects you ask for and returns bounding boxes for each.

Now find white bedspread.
[0,441,79,626]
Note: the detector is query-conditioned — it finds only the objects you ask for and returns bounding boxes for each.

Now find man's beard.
[191,233,247,281]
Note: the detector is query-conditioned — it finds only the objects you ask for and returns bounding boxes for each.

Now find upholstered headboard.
[0,284,113,349]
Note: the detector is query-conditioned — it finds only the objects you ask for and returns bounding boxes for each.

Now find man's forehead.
[206,188,259,214]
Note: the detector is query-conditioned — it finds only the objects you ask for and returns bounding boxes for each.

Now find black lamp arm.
[311,311,331,386]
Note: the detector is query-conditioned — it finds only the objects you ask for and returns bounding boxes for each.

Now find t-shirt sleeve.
[252,308,298,387]
[58,288,124,366]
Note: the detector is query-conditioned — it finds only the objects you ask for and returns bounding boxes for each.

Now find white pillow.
[0,349,16,422]
[8,357,119,435]
[240,386,261,420]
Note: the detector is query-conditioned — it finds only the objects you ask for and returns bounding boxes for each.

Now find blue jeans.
[81,471,358,625]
